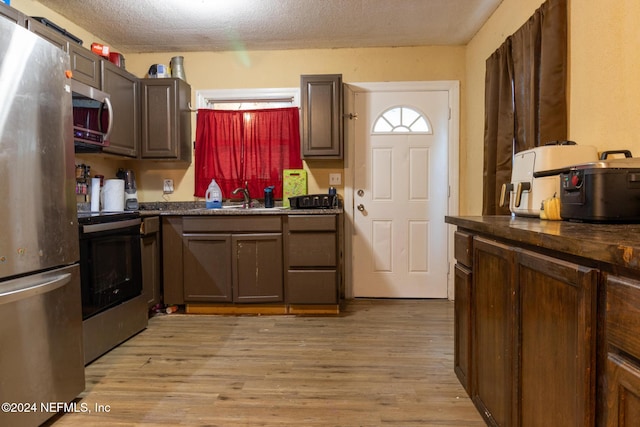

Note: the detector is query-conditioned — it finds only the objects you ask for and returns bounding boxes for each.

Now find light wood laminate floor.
[47,299,484,426]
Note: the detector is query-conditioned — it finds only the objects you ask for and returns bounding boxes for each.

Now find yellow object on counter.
[282,169,307,208]
[540,194,562,220]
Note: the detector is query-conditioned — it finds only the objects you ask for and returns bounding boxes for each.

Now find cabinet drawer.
[183,216,282,233]
[287,270,337,304]
[288,215,336,231]
[288,233,336,267]
[606,274,640,360]
[454,230,473,267]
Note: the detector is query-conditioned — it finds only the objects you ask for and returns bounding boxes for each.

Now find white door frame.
[343,81,460,300]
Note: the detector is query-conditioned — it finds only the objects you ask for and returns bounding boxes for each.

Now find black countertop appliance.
[560,150,640,222]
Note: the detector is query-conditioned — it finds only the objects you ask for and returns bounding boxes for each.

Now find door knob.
[357,189,365,197]
[357,204,365,212]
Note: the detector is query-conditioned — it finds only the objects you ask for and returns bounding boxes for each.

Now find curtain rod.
[205,96,294,104]
[205,96,295,104]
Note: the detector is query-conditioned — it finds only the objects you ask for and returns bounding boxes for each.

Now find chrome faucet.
[232,182,251,208]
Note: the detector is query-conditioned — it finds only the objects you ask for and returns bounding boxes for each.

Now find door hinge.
[448,185,451,198]
[448,107,451,120]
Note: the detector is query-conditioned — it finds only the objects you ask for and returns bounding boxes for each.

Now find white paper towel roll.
[90,178,101,211]
[102,179,125,211]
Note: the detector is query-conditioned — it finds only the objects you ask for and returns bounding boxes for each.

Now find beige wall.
[18,0,465,203]
[124,47,465,201]
[569,0,640,152]
[464,0,640,215]
[463,0,547,215]
[26,0,639,212]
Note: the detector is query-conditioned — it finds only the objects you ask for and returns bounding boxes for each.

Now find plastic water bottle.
[205,179,223,209]
[264,186,275,208]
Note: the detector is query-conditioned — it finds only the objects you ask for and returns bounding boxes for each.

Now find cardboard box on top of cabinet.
[283,169,307,208]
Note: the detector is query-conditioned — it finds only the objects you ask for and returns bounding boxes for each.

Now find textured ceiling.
[36,0,502,53]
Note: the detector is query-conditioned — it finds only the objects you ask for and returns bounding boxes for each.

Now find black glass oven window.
[92,236,133,292]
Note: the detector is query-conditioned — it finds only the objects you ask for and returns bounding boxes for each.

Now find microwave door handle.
[103,97,114,141]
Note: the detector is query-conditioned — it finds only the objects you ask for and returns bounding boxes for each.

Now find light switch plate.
[329,173,342,186]
[163,179,174,194]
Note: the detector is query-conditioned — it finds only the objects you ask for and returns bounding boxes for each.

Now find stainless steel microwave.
[71,80,112,152]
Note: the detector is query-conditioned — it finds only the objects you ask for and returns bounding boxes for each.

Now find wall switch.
[329,173,342,186]
[163,179,174,194]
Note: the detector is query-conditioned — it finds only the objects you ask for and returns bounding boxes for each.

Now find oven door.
[79,218,142,319]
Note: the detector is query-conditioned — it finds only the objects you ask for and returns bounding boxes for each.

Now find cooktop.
[77,211,140,224]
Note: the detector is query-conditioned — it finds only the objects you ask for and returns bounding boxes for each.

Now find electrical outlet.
[163,179,174,194]
[329,173,342,186]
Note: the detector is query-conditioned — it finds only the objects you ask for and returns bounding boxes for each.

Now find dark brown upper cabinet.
[140,78,192,162]
[0,2,24,26]
[102,60,139,158]
[300,74,343,159]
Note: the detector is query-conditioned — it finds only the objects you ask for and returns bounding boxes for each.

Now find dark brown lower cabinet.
[183,234,233,302]
[469,236,597,427]
[605,353,640,426]
[454,263,472,396]
[232,234,283,303]
[162,215,339,307]
[604,275,640,427]
[141,216,161,309]
[516,250,596,427]
[182,233,283,303]
[285,215,338,304]
[472,237,516,427]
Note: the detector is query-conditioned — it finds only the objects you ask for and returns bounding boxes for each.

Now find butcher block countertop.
[139,201,342,216]
[445,215,640,273]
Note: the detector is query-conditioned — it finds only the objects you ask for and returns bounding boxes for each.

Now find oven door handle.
[82,218,141,234]
[0,273,71,306]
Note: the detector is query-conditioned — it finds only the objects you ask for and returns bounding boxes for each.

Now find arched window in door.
[372,106,432,134]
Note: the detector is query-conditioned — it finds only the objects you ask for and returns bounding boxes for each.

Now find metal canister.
[170,56,186,81]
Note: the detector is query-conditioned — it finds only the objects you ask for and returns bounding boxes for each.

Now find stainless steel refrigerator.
[0,17,85,427]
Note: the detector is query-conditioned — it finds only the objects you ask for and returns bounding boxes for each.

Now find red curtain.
[194,107,302,199]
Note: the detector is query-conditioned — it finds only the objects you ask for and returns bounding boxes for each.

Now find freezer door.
[0,264,85,427]
[0,18,79,280]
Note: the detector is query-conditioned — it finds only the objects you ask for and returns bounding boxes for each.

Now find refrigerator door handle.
[0,273,71,306]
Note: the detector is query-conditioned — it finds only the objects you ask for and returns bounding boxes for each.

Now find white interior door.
[352,89,450,298]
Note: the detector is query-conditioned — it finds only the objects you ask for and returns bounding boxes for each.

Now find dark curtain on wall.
[194,108,302,199]
[482,0,567,215]
[483,41,514,216]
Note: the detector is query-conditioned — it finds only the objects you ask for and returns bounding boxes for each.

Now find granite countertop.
[445,215,640,272]
[138,201,342,216]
